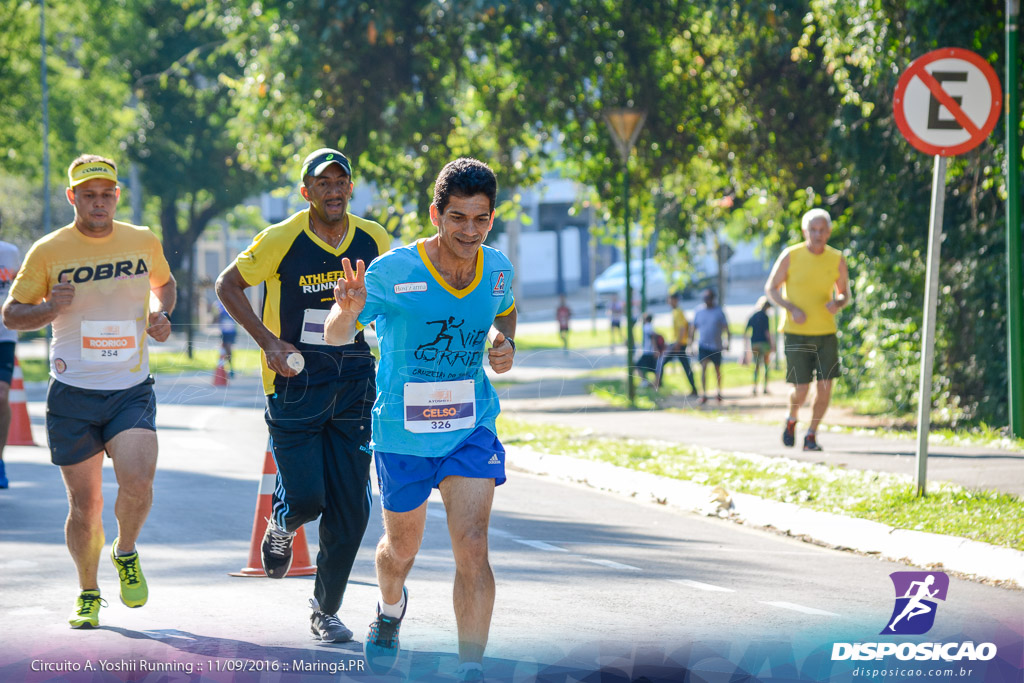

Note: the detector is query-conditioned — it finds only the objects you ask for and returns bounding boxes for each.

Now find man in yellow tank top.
[764,208,851,451]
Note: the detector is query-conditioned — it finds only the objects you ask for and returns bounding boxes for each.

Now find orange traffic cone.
[213,352,229,386]
[8,357,36,446]
[230,436,317,577]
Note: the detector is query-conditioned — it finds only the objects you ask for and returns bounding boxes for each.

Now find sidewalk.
[490,346,1024,585]
[496,347,1024,497]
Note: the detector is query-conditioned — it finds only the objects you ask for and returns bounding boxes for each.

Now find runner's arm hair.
[1,296,60,331]
[492,305,517,343]
[215,263,281,349]
[763,250,792,311]
[323,304,358,346]
[832,255,852,309]
[150,272,177,315]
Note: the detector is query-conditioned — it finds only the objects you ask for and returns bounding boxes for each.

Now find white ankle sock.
[380,591,406,618]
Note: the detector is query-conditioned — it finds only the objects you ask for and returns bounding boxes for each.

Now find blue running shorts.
[374,426,506,513]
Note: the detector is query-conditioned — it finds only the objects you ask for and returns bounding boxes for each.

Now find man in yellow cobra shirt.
[2,154,176,628]
[764,208,852,451]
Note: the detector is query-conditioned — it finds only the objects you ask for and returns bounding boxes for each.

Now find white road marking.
[515,539,569,552]
[760,601,839,617]
[669,579,735,592]
[582,558,643,571]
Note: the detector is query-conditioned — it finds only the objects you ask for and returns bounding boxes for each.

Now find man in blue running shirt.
[325,158,515,681]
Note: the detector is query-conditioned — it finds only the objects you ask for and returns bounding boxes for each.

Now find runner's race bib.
[299,308,330,345]
[404,379,476,433]
[80,320,138,362]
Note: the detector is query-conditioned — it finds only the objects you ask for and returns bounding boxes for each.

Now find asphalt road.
[0,375,1021,681]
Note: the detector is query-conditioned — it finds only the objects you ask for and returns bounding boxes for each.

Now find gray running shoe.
[261,518,295,579]
[309,599,353,643]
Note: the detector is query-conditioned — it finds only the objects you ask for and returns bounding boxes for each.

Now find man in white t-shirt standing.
[0,211,20,489]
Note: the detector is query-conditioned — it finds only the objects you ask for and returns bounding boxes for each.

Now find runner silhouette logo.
[881,571,949,635]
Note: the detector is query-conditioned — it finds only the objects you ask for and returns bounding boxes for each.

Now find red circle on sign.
[893,48,1002,156]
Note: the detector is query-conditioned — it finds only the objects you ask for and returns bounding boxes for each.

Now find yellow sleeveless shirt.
[781,243,841,335]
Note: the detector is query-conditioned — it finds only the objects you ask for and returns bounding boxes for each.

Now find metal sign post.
[915,155,947,495]
[1006,0,1023,437]
[893,48,1002,496]
[604,108,647,407]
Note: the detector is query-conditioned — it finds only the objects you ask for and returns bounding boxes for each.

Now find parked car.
[593,258,670,304]
[679,273,718,300]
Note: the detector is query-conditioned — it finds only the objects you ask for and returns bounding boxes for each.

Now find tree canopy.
[0,0,1018,425]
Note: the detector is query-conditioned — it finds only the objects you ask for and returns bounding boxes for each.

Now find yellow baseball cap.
[68,161,118,187]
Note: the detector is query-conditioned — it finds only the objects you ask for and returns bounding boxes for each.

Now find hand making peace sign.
[332,257,367,316]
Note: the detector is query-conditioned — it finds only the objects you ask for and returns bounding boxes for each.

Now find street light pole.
[604,108,647,407]
[622,161,634,403]
[40,0,51,236]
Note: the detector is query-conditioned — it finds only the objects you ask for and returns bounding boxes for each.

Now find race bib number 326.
[403,379,476,433]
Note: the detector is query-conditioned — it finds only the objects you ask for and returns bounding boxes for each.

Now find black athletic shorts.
[698,346,722,366]
[0,341,14,385]
[784,333,841,384]
[46,376,157,466]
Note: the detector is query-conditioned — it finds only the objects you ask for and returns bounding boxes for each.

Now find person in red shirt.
[556,295,571,352]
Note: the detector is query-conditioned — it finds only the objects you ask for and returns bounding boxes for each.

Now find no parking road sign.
[893,47,1002,156]
[892,48,1003,497]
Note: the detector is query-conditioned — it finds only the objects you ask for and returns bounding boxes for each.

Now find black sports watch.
[158,310,171,320]
[505,337,516,352]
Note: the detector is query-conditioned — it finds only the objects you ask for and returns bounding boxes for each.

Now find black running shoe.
[803,433,823,451]
[261,518,295,579]
[455,664,485,682]
[364,587,407,675]
[782,419,796,447]
[310,600,353,643]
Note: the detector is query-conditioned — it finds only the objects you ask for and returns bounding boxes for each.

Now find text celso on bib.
[404,379,475,433]
[80,320,138,362]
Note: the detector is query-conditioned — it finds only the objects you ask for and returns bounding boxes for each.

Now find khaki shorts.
[784,333,841,384]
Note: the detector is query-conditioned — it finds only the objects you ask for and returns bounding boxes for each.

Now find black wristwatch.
[506,337,516,352]
[158,311,171,320]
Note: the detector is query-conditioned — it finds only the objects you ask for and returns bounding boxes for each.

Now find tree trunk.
[157,193,231,361]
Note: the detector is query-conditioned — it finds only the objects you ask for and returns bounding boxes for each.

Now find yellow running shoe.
[68,589,106,629]
[110,538,148,607]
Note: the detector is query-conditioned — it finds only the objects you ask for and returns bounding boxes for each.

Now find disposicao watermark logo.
[881,571,949,635]
[830,570,998,663]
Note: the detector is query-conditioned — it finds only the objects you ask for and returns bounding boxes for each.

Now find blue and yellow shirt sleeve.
[496,261,515,316]
[358,257,389,328]
[234,212,305,287]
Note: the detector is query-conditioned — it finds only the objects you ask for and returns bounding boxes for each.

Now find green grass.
[588,363,766,409]
[516,325,760,353]
[18,359,49,383]
[148,348,265,374]
[584,366,1024,450]
[497,416,1024,550]
[514,328,618,351]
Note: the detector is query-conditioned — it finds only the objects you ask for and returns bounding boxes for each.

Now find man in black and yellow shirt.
[216,148,390,642]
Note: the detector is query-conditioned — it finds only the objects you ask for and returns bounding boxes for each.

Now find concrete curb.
[506,445,1024,587]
